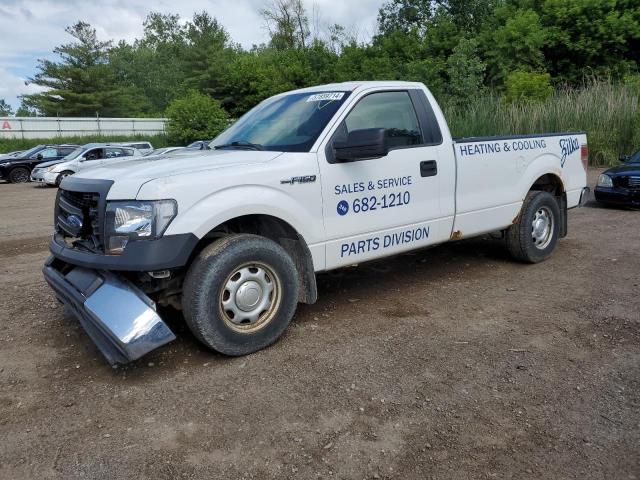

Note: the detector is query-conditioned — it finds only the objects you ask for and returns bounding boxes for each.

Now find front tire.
[506,191,560,263]
[182,234,299,356]
[8,167,30,183]
[55,170,74,186]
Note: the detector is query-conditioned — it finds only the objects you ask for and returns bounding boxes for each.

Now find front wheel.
[506,191,561,263]
[182,234,299,356]
[8,167,30,183]
[55,170,74,186]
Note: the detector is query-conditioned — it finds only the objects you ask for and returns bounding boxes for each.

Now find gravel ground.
[0,169,638,480]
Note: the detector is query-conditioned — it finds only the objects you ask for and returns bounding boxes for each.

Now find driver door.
[318,89,446,269]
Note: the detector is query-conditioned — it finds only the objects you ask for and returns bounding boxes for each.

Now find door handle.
[420,160,438,177]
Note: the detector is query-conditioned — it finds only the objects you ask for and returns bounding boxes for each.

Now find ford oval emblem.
[67,214,83,229]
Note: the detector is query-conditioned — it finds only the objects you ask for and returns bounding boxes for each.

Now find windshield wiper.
[213,141,264,151]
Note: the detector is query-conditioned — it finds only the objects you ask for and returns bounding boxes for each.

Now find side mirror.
[36,153,43,160]
[333,128,388,162]
[619,155,630,163]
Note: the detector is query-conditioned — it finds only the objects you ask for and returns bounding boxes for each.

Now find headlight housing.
[597,174,613,188]
[46,165,58,172]
[105,200,177,255]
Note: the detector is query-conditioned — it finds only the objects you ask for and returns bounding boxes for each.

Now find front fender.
[165,184,319,240]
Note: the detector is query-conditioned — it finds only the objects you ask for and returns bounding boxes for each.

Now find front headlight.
[46,165,58,172]
[0,162,10,167]
[597,174,613,188]
[105,200,177,255]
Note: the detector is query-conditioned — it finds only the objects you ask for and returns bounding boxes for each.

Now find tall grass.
[443,80,640,166]
[0,134,170,154]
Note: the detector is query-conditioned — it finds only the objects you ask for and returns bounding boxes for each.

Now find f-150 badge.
[280,175,317,185]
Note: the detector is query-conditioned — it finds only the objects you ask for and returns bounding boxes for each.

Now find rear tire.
[182,234,299,356]
[55,170,74,187]
[506,191,560,263]
[8,167,30,183]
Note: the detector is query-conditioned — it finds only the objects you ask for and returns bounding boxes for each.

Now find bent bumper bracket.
[43,257,176,365]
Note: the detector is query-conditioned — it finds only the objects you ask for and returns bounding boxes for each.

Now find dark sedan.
[594,150,640,207]
[0,144,78,183]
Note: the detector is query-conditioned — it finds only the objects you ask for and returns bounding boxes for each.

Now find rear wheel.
[8,167,30,183]
[182,234,299,356]
[55,170,74,187]
[506,191,560,263]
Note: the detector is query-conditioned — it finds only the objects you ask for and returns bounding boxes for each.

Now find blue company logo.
[559,137,579,167]
[336,200,349,216]
[67,214,83,229]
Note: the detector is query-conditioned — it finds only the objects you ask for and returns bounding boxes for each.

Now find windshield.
[211,91,351,152]
[17,145,44,158]
[62,147,84,160]
[630,150,640,164]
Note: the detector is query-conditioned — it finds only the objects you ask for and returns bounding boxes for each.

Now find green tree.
[541,0,640,83]
[23,22,141,116]
[165,90,229,144]
[15,98,38,117]
[109,12,189,115]
[377,0,434,36]
[504,71,554,103]
[482,8,547,85]
[183,12,237,99]
[0,99,13,116]
[445,38,486,100]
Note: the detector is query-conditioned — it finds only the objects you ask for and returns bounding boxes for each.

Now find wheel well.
[194,215,317,304]
[529,173,567,237]
[530,173,564,196]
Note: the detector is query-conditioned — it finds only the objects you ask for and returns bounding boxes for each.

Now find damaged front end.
[43,257,176,365]
[41,177,192,365]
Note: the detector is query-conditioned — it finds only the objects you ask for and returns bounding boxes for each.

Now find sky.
[0,0,382,110]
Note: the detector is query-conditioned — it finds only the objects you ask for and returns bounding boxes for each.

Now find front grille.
[56,189,103,250]
[628,176,640,189]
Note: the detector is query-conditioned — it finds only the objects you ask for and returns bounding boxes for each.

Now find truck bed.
[451,131,588,238]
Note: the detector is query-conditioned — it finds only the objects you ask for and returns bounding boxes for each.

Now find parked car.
[594,150,640,207]
[117,141,153,155]
[42,81,589,365]
[30,143,141,186]
[186,140,211,150]
[0,144,78,183]
[144,147,185,157]
[2,150,24,157]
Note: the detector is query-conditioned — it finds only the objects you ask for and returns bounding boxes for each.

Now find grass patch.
[442,79,639,166]
[0,134,170,154]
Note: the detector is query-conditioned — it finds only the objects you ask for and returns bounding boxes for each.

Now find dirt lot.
[0,169,638,480]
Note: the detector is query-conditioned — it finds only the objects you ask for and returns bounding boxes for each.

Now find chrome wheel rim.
[219,262,281,333]
[531,206,554,250]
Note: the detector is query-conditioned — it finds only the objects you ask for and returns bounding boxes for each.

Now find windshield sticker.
[306,92,345,102]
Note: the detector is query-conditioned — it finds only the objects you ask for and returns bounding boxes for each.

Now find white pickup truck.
[43,81,589,364]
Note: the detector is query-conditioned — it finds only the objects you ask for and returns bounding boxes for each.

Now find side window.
[105,147,126,158]
[84,149,103,161]
[40,148,58,158]
[57,147,75,157]
[123,148,135,156]
[343,91,423,149]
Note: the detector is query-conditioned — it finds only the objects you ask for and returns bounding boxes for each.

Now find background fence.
[0,117,167,139]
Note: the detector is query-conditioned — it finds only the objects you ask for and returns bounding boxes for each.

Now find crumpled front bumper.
[43,257,176,365]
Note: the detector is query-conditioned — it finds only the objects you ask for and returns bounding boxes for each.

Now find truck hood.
[72,149,283,198]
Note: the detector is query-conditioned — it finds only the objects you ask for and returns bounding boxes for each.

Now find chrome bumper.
[43,257,176,365]
[579,186,591,207]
